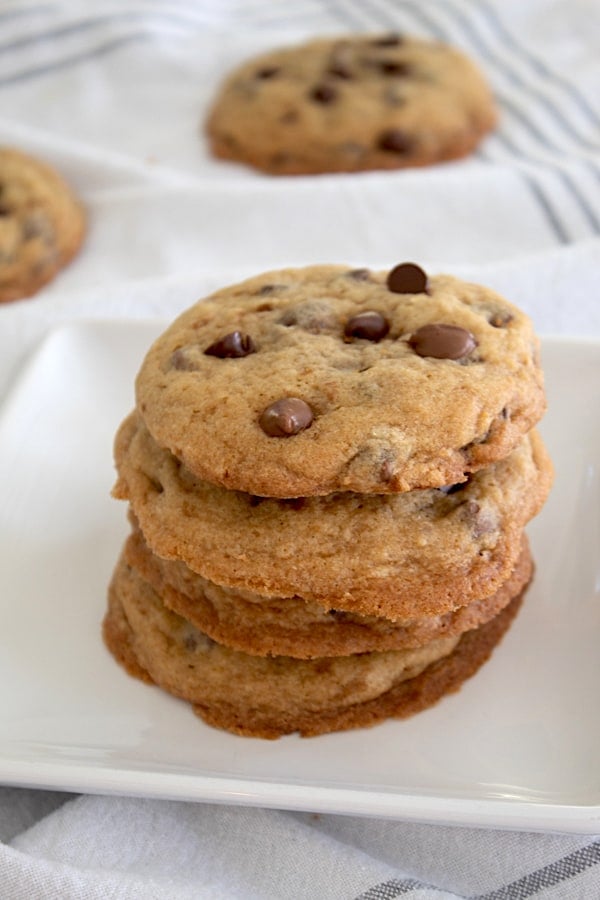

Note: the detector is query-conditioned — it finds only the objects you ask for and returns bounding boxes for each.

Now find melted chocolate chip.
[327,62,353,79]
[372,34,403,47]
[256,66,279,79]
[310,84,337,104]
[204,331,256,358]
[380,457,395,482]
[386,262,428,294]
[489,311,514,328]
[255,283,279,295]
[279,301,337,334]
[377,128,412,154]
[346,267,372,281]
[0,205,10,217]
[409,324,477,360]
[438,481,468,495]
[378,60,411,76]
[170,348,198,371]
[281,497,306,510]
[383,86,407,107]
[259,398,314,437]
[344,311,390,342]
[327,42,353,79]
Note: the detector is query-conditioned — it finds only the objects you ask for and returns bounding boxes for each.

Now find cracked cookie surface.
[0,147,85,302]
[134,264,546,497]
[205,34,497,174]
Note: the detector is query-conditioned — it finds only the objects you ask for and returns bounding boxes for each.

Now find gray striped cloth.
[1,1,599,898]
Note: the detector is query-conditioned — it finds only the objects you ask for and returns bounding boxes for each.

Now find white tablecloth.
[1,1,600,897]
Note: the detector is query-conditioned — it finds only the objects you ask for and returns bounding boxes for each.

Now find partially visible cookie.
[113,412,552,619]
[0,147,85,302]
[135,265,546,498]
[104,554,523,739]
[205,34,497,175]
[125,526,533,657]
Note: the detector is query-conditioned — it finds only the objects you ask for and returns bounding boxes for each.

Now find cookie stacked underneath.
[103,263,553,738]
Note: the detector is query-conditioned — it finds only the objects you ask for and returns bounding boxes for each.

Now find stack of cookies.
[103,262,553,738]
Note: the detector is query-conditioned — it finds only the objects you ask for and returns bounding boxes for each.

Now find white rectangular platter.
[0,319,598,833]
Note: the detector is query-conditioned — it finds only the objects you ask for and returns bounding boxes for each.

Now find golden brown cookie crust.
[103,555,524,739]
[134,266,546,497]
[205,34,497,175]
[114,412,552,618]
[125,525,532,658]
[0,147,85,302]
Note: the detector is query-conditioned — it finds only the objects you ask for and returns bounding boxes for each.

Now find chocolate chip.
[256,66,279,79]
[328,42,353,79]
[472,508,498,538]
[383,86,407,107]
[489,311,514,328]
[378,60,411,76]
[280,497,306,510]
[409,324,477,360]
[204,331,256,358]
[377,128,412,154]
[327,62,353,79]
[259,398,313,437]
[372,34,403,47]
[255,284,278,295]
[310,84,337,104]
[386,262,428,294]
[0,205,10,217]
[346,268,372,281]
[170,348,197,371]
[344,311,390,342]
[279,300,337,334]
[438,481,468,495]
[380,457,395,482]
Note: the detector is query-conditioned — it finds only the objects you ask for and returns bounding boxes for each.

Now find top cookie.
[205,34,497,175]
[0,147,85,303]
[135,263,546,497]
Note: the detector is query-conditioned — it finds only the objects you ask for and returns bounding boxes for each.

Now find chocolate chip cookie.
[135,264,546,497]
[104,554,524,738]
[125,525,533,658]
[113,411,551,620]
[205,34,497,174]
[0,147,85,302]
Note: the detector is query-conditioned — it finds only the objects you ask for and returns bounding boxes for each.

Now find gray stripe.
[556,169,600,233]
[0,33,153,87]
[0,4,55,24]
[369,0,600,157]
[0,13,196,54]
[355,0,599,236]
[356,877,444,899]
[433,0,600,151]
[355,841,600,900]
[478,840,600,899]
[472,0,600,130]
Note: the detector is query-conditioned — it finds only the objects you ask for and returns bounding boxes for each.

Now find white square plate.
[0,320,599,833]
